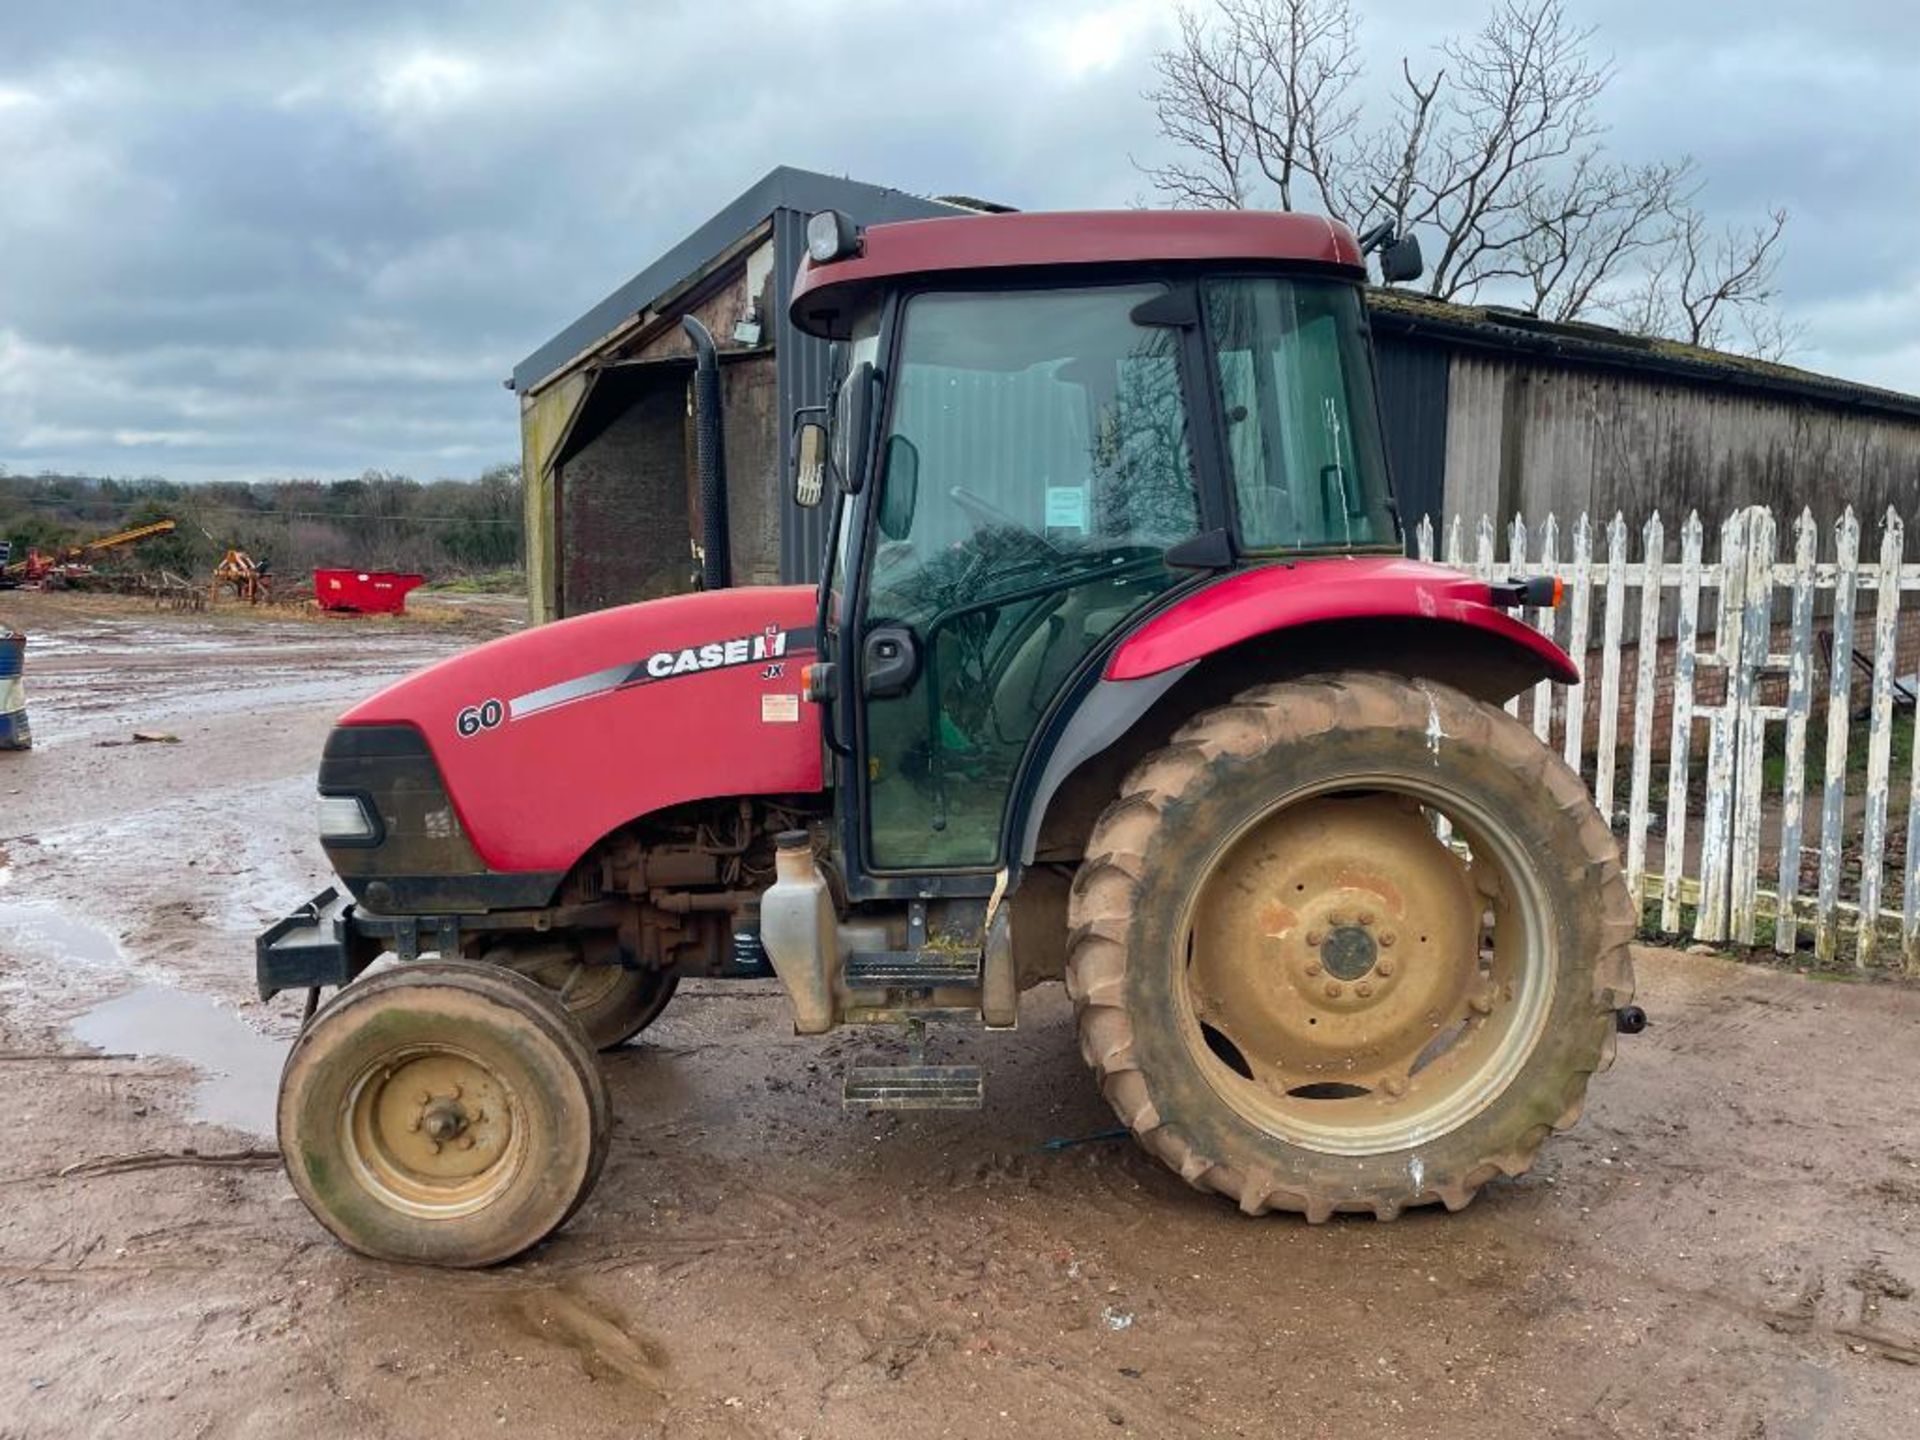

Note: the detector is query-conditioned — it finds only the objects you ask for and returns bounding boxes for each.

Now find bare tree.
[1142,0,1360,215]
[1607,204,1797,355]
[1143,0,1797,356]
[1513,154,1694,321]
[1355,0,1613,300]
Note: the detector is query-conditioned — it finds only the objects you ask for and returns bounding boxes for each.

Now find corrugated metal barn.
[1366,293,1920,535]
[514,166,1920,623]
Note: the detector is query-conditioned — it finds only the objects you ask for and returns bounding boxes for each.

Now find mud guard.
[1104,557,1577,686]
[1016,557,1576,864]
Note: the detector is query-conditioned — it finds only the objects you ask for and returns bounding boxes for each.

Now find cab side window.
[859,285,1200,868]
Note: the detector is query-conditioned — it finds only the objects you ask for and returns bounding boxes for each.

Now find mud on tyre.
[1065,671,1636,1220]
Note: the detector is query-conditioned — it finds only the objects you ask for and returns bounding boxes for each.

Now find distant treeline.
[0,465,523,582]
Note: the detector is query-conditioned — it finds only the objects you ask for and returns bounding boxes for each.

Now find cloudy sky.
[2,0,1916,483]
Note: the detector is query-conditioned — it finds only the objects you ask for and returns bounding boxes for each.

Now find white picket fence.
[1417,504,1920,970]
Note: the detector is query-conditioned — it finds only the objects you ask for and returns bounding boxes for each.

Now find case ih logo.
[642,627,788,679]
[497,625,810,726]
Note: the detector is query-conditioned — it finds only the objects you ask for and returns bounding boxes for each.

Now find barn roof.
[513,165,1920,422]
[1367,289,1920,423]
[511,167,966,393]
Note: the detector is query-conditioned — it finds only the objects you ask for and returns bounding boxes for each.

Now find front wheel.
[1065,672,1635,1220]
[278,961,610,1267]
[492,942,678,1051]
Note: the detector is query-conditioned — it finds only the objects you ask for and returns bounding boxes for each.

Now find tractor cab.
[261,206,1635,1271]
[788,209,1404,893]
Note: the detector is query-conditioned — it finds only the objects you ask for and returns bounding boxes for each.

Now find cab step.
[842,1063,984,1111]
[843,949,981,989]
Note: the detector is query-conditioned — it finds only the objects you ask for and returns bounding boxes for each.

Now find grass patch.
[1760,707,1915,795]
[423,569,525,595]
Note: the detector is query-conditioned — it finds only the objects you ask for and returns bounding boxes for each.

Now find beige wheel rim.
[505,946,627,1014]
[1180,781,1554,1156]
[341,1046,526,1218]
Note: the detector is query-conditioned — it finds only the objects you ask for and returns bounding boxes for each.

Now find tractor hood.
[333,585,824,880]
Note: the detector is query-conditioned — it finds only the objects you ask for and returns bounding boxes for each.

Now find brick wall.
[1560,610,1920,757]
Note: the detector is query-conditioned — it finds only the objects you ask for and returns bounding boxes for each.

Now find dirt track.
[2,593,1919,1438]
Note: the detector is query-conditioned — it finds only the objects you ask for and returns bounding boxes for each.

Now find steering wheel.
[948,484,1024,529]
[949,485,1065,556]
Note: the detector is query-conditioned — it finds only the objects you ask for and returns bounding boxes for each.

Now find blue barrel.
[0,633,29,750]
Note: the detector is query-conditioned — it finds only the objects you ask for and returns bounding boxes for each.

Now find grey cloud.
[1,0,1916,481]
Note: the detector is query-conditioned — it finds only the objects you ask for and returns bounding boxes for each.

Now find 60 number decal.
[456,698,504,738]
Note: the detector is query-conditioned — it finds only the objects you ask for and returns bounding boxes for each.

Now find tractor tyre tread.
[1064,670,1634,1221]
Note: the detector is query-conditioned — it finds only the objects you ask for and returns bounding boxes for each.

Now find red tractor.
[260,208,1639,1267]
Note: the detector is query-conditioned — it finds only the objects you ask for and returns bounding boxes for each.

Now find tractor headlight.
[806,209,860,264]
[317,793,378,843]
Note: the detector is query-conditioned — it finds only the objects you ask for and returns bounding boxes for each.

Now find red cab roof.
[790,209,1364,337]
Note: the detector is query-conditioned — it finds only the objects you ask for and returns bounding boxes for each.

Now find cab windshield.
[1203,276,1398,551]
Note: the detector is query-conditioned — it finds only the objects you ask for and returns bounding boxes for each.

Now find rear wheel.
[278,961,610,1267]
[1066,672,1634,1219]
[491,942,678,1051]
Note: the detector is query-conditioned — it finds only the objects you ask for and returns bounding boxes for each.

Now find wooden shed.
[511,167,965,623]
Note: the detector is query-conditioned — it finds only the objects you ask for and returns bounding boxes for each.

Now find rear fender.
[1105,556,1576,686]
[1016,559,1575,866]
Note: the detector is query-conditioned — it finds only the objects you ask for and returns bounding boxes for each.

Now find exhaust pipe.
[681,315,731,590]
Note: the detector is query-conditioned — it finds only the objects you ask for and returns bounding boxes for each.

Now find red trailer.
[313,569,425,615]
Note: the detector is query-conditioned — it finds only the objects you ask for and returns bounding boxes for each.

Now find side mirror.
[877,436,919,541]
[1380,232,1424,284]
[831,360,877,495]
[793,419,828,508]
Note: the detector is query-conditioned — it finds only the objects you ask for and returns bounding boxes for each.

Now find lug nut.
[1306,929,1325,946]
[1356,982,1374,998]
[1378,931,1396,948]
[1358,910,1376,926]
[1376,958,1396,977]
[1328,911,1348,927]
[1324,981,1344,999]
[1304,962,1322,977]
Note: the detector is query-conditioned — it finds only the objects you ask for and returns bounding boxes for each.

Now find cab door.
[852,283,1204,874]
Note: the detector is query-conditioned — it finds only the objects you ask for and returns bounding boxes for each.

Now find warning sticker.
[761,693,800,723]
[1044,486,1088,532]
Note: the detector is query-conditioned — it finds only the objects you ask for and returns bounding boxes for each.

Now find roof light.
[806,209,861,264]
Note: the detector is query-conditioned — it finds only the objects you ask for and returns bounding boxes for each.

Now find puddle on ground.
[0,900,124,968]
[0,901,281,1135]
[70,987,285,1137]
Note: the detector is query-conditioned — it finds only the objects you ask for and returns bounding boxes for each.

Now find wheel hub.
[1318,924,1378,981]
[1182,788,1551,1153]
[345,1050,522,1215]
[418,1096,471,1146]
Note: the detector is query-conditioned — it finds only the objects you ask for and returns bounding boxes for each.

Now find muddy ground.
[2,592,1919,1438]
